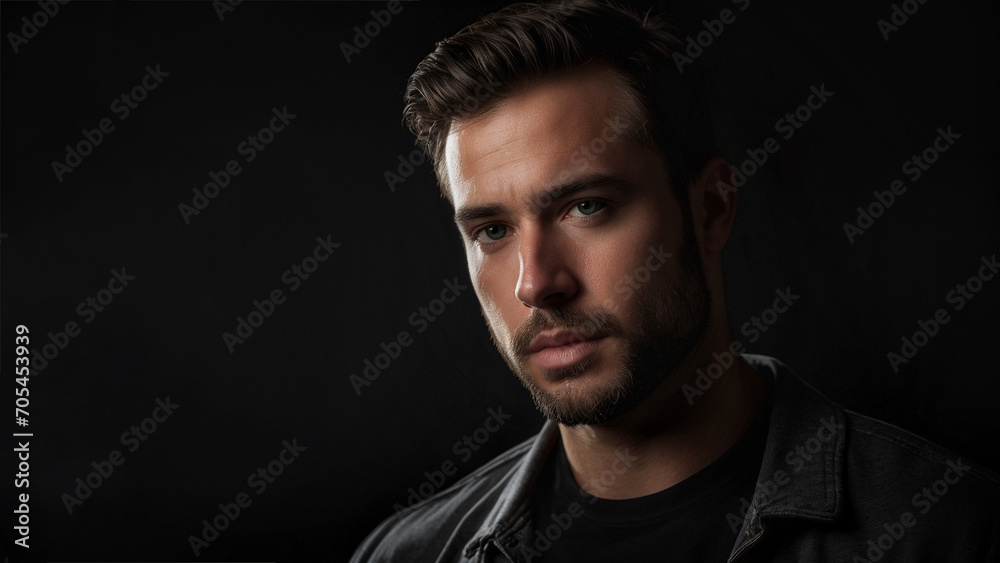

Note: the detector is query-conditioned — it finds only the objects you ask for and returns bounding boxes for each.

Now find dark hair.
[403,0,717,208]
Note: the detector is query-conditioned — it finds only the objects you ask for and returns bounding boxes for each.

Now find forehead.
[443,65,645,211]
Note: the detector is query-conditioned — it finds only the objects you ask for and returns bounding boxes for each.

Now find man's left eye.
[568,200,605,217]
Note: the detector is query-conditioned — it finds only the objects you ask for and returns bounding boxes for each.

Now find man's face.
[444,65,710,426]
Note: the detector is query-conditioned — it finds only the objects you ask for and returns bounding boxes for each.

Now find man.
[353,1,1000,561]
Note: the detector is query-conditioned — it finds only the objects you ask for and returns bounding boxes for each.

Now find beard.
[485,222,711,427]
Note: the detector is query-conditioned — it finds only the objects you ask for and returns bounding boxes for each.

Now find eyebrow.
[453,173,627,226]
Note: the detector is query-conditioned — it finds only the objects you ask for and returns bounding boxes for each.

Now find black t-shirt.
[527,400,772,563]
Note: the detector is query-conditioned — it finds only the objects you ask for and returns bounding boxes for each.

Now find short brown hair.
[403,0,717,208]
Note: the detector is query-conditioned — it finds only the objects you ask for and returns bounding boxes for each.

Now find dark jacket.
[351,354,1000,562]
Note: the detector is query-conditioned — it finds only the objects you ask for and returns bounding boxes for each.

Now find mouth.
[527,330,609,370]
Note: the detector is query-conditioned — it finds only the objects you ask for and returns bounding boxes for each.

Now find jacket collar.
[464,354,846,562]
[462,418,560,559]
[726,354,846,561]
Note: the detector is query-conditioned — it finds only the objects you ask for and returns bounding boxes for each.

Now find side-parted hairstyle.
[402,0,718,210]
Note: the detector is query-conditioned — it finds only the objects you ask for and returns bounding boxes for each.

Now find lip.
[528,330,608,370]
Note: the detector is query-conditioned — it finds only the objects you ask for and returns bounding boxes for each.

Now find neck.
[557,330,771,499]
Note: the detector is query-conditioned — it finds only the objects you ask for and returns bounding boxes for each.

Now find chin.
[521,360,641,426]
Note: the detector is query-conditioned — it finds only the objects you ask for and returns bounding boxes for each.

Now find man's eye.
[568,200,605,217]
[476,224,507,242]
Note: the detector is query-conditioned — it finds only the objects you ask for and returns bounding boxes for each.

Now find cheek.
[467,247,522,341]
[583,212,672,296]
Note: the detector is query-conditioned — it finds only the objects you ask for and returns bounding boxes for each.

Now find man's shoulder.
[749,354,1000,560]
[350,429,542,563]
[844,406,998,482]
[840,405,1000,497]
[764,352,1000,500]
[834,408,1000,560]
[751,353,999,490]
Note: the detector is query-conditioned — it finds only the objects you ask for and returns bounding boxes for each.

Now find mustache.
[511,306,624,357]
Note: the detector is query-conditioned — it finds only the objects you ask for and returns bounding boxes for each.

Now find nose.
[514,226,578,309]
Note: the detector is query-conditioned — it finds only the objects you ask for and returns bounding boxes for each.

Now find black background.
[1,0,998,561]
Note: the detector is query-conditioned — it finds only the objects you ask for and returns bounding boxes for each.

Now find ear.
[690,156,738,257]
